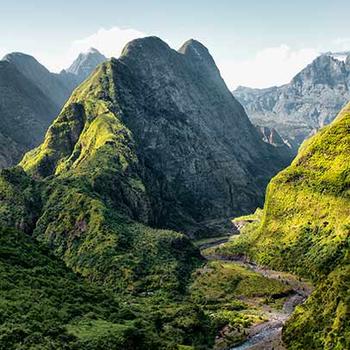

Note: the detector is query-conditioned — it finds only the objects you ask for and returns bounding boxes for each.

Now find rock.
[233,53,350,151]
[64,47,107,84]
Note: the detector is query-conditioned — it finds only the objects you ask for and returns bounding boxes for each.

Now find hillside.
[0,50,106,168]
[211,102,350,348]
[234,53,350,151]
[0,61,58,168]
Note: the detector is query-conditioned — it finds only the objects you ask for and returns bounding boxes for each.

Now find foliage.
[212,103,350,348]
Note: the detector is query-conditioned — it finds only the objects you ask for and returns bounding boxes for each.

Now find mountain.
[0,50,106,168]
[64,47,107,84]
[21,36,289,237]
[211,102,350,348]
[0,61,59,167]
[233,53,350,151]
[3,52,71,107]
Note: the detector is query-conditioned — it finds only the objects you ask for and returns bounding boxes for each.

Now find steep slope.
[0,61,58,167]
[234,53,350,150]
[0,51,106,169]
[21,36,289,237]
[0,225,147,349]
[65,47,107,84]
[212,102,350,348]
[0,37,305,349]
[0,224,215,349]
[3,52,71,107]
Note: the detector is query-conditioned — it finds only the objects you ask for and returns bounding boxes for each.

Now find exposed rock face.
[255,125,293,162]
[3,52,71,107]
[0,50,106,168]
[255,125,287,146]
[65,47,107,84]
[22,36,289,237]
[0,61,58,167]
[233,53,350,151]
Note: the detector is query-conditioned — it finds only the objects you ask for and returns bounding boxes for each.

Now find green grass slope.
[212,103,350,348]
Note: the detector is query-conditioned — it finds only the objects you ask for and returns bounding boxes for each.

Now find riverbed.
[200,240,312,350]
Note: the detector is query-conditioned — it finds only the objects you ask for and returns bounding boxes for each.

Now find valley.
[198,237,312,350]
[1,4,350,347]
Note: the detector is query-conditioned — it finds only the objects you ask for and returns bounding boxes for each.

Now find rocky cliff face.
[64,47,107,84]
[233,53,350,151]
[0,50,106,168]
[3,52,71,107]
[21,36,289,237]
[0,61,58,167]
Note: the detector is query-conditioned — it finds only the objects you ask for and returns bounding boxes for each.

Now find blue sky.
[2,0,350,88]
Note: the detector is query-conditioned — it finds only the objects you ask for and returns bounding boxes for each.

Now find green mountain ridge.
[3,35,347,349]
[212,102,350,348]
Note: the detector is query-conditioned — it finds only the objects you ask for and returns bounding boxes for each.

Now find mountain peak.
[120,36,171,58]
[178,39,219,77]
[179,39,213,61]
[3,52,50,73]
[66,48,107,82]
[86,47,100,54]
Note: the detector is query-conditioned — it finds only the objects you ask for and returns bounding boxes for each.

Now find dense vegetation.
[211,103,350,348]
[0,226,219,349]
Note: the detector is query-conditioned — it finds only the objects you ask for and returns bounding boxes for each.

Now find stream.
[200,239,312,350]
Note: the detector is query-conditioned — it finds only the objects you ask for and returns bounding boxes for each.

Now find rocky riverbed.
[200,240,312,350]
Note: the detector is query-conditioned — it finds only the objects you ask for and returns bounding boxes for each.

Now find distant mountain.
[3,52,71,107]
[0,49,106,168]
[0,61,58,167]
[233,53,350,151]
[64,47,107,84]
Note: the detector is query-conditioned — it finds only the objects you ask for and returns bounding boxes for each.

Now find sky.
[2,0,350,89]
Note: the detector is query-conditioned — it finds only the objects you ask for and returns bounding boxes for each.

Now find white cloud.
[331,38,350,52]
[41,26,147,72]
[0,47,8,60]
[218,45,319,90]
[69,27,147,59]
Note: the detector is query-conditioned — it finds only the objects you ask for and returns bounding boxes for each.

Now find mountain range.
[0,48,106,168]
[0,35,349,349]
[233,52,350,151]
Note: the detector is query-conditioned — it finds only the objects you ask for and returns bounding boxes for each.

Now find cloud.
[42,26,147,72]
[331,38,350,52]
[69,26,147,59]
[217,45,319,90]
[0,47,8,60]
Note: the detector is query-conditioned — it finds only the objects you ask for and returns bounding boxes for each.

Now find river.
[199,238,312,350]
